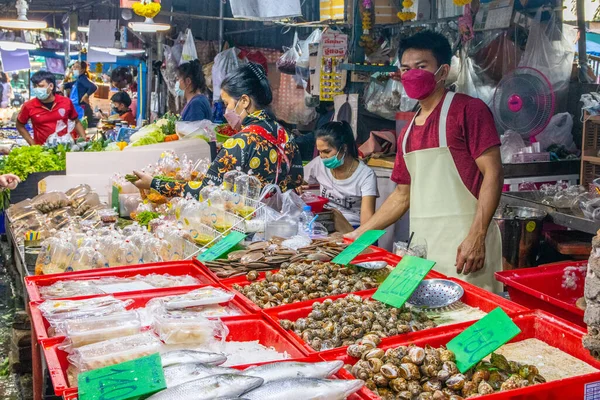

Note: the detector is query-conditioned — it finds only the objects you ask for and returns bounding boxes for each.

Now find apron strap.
[438,91,455,148]
[401,112,419,155]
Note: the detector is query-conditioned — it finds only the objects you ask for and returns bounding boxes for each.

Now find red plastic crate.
[42,314,310,396]
[495,261,587,327]
[322,310,600,400]
[62,389,78,400]
[264,282,528,355]
[25,260,218,302]
[30,284,258,343]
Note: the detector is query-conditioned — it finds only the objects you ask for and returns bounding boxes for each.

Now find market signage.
[447,307,521,373]
[372,255,435,307]
[197,231,246,262]
[78,353,166,400]
[332,230,385,265]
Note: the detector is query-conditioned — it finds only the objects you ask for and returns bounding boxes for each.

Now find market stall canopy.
[229,0,302,20]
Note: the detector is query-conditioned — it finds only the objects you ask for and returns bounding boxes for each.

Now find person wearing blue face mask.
[175,59,212,122]
[305,121,379,228]
[62,61,97,122]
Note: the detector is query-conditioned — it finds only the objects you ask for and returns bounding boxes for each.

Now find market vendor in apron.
[347,31,503,293]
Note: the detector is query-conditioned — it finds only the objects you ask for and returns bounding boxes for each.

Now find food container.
[153,311,227,344]
[60,311,142,347]
[97,208,118,224]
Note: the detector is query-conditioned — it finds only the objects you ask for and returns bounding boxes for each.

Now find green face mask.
[322,149,345,169]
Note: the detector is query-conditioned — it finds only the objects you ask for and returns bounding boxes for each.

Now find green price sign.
[447,307,521,373]
[372,255,435,308]
[111,186,119,210]
[197,231,246,262]
[78,353,166,400]
[332,230,386,265]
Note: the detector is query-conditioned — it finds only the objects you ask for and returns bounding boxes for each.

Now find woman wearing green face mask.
[305,121,379,228]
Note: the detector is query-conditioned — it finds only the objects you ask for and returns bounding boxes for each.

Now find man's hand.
[456,232,486,275]
[0,174,20,190]
[133,171,152,190]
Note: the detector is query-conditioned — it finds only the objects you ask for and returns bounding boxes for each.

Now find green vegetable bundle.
[1,145,66,180]
[136,211,160,227]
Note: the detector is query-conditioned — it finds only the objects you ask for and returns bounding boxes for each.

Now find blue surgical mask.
[175,81,185,97]
[72,70,80,78]
[322,149,345,169]
[32,87,50,101]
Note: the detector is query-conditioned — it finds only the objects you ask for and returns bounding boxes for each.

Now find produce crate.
[30,284,258,343]
[41,315,309,396]
[264,283,528,355]
[495,261,587,327]
[25,260,218,302]
[322,310,600,400]
[62,389,78,400]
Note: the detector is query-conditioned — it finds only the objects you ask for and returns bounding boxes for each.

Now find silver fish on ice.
[164,363,242,387]
[148,374,264,400]
[243,378,364,400]
[242,360,344,384]
[160,350,227,367]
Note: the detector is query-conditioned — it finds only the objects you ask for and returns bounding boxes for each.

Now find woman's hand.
[132,170,152,190]
[0,174,20,190]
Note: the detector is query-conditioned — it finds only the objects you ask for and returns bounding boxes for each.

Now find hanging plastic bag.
[364,77,415,120]
[454,50,496,106]
[500,131,526,163]
[534,112,577,152]
[212,48,247,102]
[180,29,198,65]
[259,183,283,212]
[519,9,575,92]
[280,190,307,219]
[297,29,322,69]
[277,32,300,75]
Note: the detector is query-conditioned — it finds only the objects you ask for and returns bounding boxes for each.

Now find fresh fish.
[243,378,364,400]
[161,350,227,367]
[148,374,264,400]
[242,360,344,384]
[164,363,242,387]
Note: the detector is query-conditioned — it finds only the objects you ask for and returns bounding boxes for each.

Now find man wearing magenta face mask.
[347,31,503,292]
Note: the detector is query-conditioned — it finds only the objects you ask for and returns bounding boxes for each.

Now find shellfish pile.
[279,294,436,351]
[234,261,390,308]
[345,338,546,399]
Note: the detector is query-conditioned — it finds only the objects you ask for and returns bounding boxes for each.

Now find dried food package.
[153,307,229,344]
[65,184,92,201]
[31,192,71,214]
[38,296,132,324]
[67,332,162,371]
[59,311,142,348]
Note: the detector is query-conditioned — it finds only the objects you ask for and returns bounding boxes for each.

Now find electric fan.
[492,67,555,138]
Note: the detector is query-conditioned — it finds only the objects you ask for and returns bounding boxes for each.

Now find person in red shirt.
[16,70,86,146]
[347,31,503,292]
[110,91,136,127]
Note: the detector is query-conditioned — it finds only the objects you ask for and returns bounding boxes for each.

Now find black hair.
[398,30,452,67]
[75,61,92,79]
[0,72,7,84]
[316,121,359,159]
[177,59,206,93]
[31,70,57,94]
[221,63,272,109]
[111,91,132,108]
[111,66,133,88]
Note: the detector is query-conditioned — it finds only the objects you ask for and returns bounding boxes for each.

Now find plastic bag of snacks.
[31,192,71,214]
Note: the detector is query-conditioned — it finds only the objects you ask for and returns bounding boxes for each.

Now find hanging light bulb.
[0,0,48,30]
[0,41,37,51]
[56,51,79,56]
[129,18,170,33]
[77,26,90,33]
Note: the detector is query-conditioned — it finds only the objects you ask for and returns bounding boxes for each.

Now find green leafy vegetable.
[0,146,66,180]
[154,175,177,182]
[136,211,160,227]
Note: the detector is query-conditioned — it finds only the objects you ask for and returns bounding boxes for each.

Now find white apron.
[402,92,502,293]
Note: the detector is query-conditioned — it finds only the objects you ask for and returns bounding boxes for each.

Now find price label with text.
[197,232,246,262]
[332,230,386,265]
[111,186,119,210]
[447,307,521,373]
[372,255,435,308]
[79,353,166,400]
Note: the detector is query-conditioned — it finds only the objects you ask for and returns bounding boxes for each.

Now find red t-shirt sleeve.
[17,103,30,125]
[391,126,411,185]
[463,99,501,159]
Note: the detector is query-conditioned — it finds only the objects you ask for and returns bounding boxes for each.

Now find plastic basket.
[264,282,528,355]
[305,196,329,213]
[30,284,258,343]
[25,260,217,302]
[495,261,587,327]
[42,314,309,396]
[322,310,600,400]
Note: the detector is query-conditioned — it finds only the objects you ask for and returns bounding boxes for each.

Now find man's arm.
[360,196,377,225]
[456,146,503,275]
[73,120,86,140]
[16,121,35,145]
[347,184,410,238]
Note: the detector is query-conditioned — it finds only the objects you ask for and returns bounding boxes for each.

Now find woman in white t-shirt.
[305,121,379,227]
[0,72,13,108]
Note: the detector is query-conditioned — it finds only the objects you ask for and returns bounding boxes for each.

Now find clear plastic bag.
[153,308,228,344]
[259,184,283,213]
[519,9,575,92]
[297,29,322,69]
[277,32,300,75]
[180,28,198,65]
[454,50,496,106]
[65,185,91,201]
[38,296,132,323]
[212,47,247,102]
[281,190,307,219]
[39,281,103,300]
[60,311,142,348]
[69,247,109,272]
[162,287,235,310]
[364,77,416,120]
[67,332,162,371]
[534,112,577,152]
[500,131,526,163]
[35,237,76,275]
[31,192,71,214]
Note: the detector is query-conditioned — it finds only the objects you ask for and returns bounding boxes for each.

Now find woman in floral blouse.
[133,63,304,198]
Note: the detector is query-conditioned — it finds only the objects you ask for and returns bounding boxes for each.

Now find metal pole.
[219,0,225,52]
[577,0,591,82]
[146,39,153,121]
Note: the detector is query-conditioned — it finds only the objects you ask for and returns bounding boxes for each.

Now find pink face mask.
[224,100,244,131]
[401,66,443,100]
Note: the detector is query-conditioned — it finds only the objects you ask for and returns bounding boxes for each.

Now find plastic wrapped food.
[98,208,118,224]
[6,200,38,221]
[38,296,132,323]
[223,167,244,192]
[35,237,76,275]
[68,332,162,371]
[68,247,108,272]
[109,240,142,267]
[60,311,142,348]
[65,184,92,201]
[161,287,235,310]
[182,304,243,318]
[72,193,101,216]
[31,192,71,214]
[153,309,228,344]
[39,281,103,299]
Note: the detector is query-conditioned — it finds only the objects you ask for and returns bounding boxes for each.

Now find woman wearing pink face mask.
[347,31,503,293]
[133,63,304,198]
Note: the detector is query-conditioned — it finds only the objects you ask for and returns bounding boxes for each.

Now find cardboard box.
[347,0,398,25]
[320,0,346,21]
